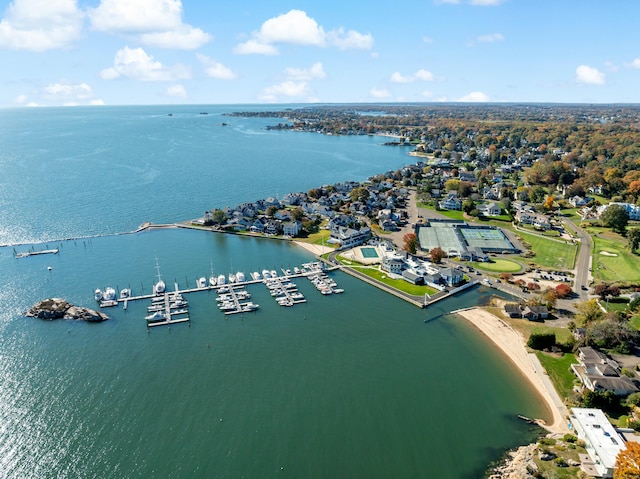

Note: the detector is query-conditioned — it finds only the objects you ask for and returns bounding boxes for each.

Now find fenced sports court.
[416,221,517,255]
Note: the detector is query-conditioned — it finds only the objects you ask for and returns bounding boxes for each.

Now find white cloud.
[326,28,373,50]
[625,58,640,69]
[284,62,326,81]
[233,39,278,55]
[575,65,605,85]
[605,61,619,72]
[390,69,434,83]
[88,0,211,49]
[423,36,433,44]
[101,46,191,81]
[234,9,372,55]
[458,91,490,102]
[198,54,237,80]
[14,94,28,104]
[165,84,186,97]
[44,82,93,100]
[263,81,312,97]
[89,99,105,105]
[0,0,83,51]
[370,87,391,99]
[476,33,503,43]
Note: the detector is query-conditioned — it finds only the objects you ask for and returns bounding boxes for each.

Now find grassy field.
[535,351,578,399]
[298,229,336,248]
[589,228,640,282]
[515,230,578,270]
[335,255,439,296]
[471,258,523,273]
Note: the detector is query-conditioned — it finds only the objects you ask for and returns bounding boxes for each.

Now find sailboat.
[209,260,217,287]
[153,257,166,295]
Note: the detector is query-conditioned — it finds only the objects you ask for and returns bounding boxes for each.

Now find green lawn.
[589,228,640,282]
[515,230,578,270]
[336,255,438,295]
[298,229,336,248]
[471,258,523,273]
[535,351,578,399]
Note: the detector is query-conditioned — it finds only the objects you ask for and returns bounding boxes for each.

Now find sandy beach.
[292,241,328,256]
[455,308,570,435]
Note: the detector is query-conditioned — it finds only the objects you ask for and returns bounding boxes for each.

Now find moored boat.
[197,277,207,288]
[236,271,245,283]
[120,288,131,299]
[94,289,103,302]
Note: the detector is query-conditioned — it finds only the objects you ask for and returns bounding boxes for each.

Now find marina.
[93,262,340,324]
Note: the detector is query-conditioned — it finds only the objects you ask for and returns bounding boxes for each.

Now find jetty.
[14,247,59,258]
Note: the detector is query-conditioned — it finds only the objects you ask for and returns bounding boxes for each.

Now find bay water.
[0,106,548,478]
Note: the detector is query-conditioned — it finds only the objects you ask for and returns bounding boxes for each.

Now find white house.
[477,202,502,217]
[570,408,626,478]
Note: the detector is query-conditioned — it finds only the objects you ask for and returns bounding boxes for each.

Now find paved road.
[563,217,592,302]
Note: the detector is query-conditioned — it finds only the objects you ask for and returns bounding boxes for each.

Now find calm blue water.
[0,105,547,478]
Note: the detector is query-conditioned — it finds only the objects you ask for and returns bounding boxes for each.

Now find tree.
[350,187,370,203]
[527,332,556,350]
[575,299,605,326]
[555,283,573,299]
[600,204,629,234]
[211,208,226,225]
[291,207,304,221]
[543,195,556,211]
[628,228,640,253]
[403,233,418,254]
[266,205,277,217]
[462,199,475,214]
[615,441,640,478]
[429,247,447,263]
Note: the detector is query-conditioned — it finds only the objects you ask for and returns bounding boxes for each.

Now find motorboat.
[270,270,278,278]
[228,273,236,283]
[145,311,166,322]
[94,289,103,302]
[217,274,226,285]
[236,271,245,283]
[251,272,261,280]
[262,269,271,279]
[197,277,207,288]
[170,299,188,308]
[119,288,131,299]
[209,275,217,287]
[332,288,344,294]
[242,302,259,312]
[103,287,117,301]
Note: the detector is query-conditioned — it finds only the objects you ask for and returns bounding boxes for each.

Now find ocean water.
[0,105,547,478]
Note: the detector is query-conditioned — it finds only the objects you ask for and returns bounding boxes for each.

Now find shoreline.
[455,307,569,435]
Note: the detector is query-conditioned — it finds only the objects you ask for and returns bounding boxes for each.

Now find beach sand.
[292,241,328,256]
[455,308,570,435]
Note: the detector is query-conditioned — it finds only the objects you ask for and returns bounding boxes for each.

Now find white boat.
[217,274,226,285]
[120,288,131,299]
[290,292,305,300]
[145,311,166,321]
[170,299,188,308]
[236,271,245,283]
[262,269,271,279]
[332,288,344,294]
[197,277,207,288]
[242,302,259,311]
[219,303,237,312]
[153,257,165,295]
[294,267,301,274]
[251,272,261,280]
[209,276,217,287]
[94,289,103,301]
[228,273,236,283]
[270,270,278,278]
[103,287,117,301]
[217,286,229,293]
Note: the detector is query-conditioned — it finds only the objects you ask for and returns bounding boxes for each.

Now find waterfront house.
[571,347,639,396]
[570,408,625,478]
[265,220,281,235]
[329,226,371,248]
[381,255,404,274]
[503,303,522,318]
[282,221,302,237]
[522,305,549,321]
[439,267,464,287]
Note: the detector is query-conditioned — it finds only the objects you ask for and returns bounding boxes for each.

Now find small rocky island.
[25,298,109,322]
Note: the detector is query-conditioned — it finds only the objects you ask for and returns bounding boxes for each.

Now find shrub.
[527,332,556,350]
[563,434,577,443]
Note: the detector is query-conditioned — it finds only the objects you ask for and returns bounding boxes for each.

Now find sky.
[1,0,640,107]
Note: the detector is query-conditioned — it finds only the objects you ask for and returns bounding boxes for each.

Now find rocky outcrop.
[487,444,538,479]
[25,298,109,322]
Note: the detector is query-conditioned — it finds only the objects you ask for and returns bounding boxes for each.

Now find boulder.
[25,298,109,322]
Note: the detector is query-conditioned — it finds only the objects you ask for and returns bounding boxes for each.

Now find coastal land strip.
[454,307,570,435]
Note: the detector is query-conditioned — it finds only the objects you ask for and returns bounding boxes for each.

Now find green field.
[590,228,640,282]
[535,352,578,399]
[515,230,578,270]
[471,258,523,273]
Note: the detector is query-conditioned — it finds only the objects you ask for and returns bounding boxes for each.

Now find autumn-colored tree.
[555,283,573,299]
[403,233,418,254]
[614,438,640,478]
[576,299,605,326]
[629,180,640,200]
[527,282,541,291]
[429,247,447,263]
[499,273,513,282]
[543,195,556,211]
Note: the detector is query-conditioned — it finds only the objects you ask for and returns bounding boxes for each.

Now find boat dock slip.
[14,248,59,258]
[94,261,343,326]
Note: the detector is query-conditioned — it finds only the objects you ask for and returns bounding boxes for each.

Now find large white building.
[570,408,625,478]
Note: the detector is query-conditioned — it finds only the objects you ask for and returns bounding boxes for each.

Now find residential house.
[381,255,404,274]
[477,202,502,217]
[439,267,464,287]
[514,210,551,230]
[570,408,625,478]
[504,303,522,318]
[568,196,592,208]
[522,305,549,321]
[597,202,640,221]
[265,220,281,235]
[250,217,267,233]
[329,226,371,248]
[571,347,639,396]
[282,221,302,237]
[440,193,462,211]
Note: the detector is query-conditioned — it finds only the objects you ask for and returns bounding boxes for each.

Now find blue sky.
[1,0,639,107]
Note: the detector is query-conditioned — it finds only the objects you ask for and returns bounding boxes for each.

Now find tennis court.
[459,226,515,252]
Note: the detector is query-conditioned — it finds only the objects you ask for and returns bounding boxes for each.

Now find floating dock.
[14,248,59,258]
